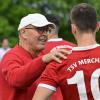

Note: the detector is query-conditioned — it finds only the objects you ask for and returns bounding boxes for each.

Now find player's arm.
[33,86,54,100]
[32,61,59,100]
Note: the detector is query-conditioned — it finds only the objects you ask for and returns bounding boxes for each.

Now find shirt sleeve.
[38,61,59,91]
[1,53,47,88]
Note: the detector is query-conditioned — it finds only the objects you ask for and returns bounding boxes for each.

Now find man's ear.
[19,29,27,39]
[96,22,100,32]
[71,24,76,34]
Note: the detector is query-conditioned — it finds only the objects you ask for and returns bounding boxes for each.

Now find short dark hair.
[45,14,60,29]
[70,3,97,32]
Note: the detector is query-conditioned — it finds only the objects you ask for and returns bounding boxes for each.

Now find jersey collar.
[48,38,63,42]
[72,44,100,51]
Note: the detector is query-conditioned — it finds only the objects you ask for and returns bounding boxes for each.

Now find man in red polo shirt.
[0,13,69,100]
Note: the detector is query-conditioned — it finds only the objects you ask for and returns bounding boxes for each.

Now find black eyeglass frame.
[25,26,51,34]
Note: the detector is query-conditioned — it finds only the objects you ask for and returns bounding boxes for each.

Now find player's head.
[45,14,60,34]
[70,3,98,34]
[45,14,60,39]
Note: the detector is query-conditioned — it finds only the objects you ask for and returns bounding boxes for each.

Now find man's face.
[2,39,9,49]
[23,25,50,51]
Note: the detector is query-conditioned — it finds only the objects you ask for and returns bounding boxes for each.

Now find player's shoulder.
[92,45,100,55]
[46,59,68,72]
[62,40,76,46]
[94,45,100,50]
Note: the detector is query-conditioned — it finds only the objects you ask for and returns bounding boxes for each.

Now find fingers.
[52,56,62,63]
[42,53,62,63]
[42,48,72,64]
[51,48,72,59]
[54,52,67,59]
[51,51,68,63]
[57,49,72,55]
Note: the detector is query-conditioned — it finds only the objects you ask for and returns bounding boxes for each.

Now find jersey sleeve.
[38,62,59,91]
[1,53,47,88]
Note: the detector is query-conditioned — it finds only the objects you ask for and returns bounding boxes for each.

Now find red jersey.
[0,45,47,100]
[40,38,75,55]
[39,38,75,100]
[39,44,100,100]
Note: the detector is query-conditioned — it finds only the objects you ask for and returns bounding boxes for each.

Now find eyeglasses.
[25,26,51,34]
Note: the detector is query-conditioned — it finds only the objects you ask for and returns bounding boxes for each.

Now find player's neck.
[48,34,58,40]
[76,33,97,47]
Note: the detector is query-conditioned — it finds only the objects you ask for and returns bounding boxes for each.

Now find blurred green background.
[0,0,100,47]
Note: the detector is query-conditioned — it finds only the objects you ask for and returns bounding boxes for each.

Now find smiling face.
[19,25,50,53]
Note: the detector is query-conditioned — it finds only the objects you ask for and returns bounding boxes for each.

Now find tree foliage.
[0,0,100,46]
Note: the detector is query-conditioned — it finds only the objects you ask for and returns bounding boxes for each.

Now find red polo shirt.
[0,45,46,100]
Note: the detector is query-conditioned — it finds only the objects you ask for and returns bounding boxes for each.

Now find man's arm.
[33,86,54,100]
[1,54,47,88]
[1,49,69,88]
[32,60,60,100]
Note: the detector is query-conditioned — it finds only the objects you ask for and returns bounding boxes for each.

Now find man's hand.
[42,48,71,63]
